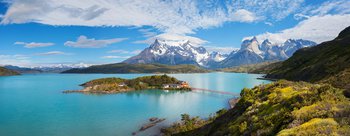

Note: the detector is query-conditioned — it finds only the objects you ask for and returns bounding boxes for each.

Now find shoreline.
[256,77,278,81]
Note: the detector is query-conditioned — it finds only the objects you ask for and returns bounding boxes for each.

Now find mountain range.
[123,39,213,66]
[123,37,316,68]
[3,63,90,73]
[62,63,209,74]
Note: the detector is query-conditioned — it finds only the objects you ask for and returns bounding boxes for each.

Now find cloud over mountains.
[1,0,350,47]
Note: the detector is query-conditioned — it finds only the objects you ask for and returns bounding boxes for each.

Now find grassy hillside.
[0,66,20,76]
[167,80,350,136]
[266,26,350,89]
[62,63,209,74]
[220,61,281,74]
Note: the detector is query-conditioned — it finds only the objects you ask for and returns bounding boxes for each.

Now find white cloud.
[35,51,70,56]
[244,14,350,44]
[130,49,142,54]
[0,0,304,35]
[293,14,310,20]
[64,35,127,48]
[0,54,31,66]
[264,22,273,26]
[107,49,142,55]
[107,50,129,54]
[107,49,141,54]
[14,41,54,48]
[227,0,304,21]
[305,0,350,16]
[134,33,207,46]
[101,56,130,59]
[138,28,157,38]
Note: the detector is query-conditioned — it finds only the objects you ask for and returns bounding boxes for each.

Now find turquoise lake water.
[0,73,271,136]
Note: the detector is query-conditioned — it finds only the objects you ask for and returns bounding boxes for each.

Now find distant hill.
[4,65,42,73]
[62,63,209,74]
[0,67,20,76]
[220,61,281,74]
[266,26,350,89]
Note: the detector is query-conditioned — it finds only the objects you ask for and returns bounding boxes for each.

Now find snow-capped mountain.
[209,51,229,62]
[123,39,210,66]
[240,37,263,56]
[260,39,288,60]
[220,37,316,68]
[219,37,265,68]
[123,37,316,68]
[32,63,91,73]
[3,63,91,73]
[282,39,317,57]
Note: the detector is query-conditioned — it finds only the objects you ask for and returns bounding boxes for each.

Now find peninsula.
[63,75,191,94]
[0,66,20,76]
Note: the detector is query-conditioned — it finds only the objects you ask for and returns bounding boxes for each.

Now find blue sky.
[0,0,349,67]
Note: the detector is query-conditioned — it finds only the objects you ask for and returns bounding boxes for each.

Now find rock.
[140,123,156,131]
[229,98,240,108]
[149,117,158,122]
[139,118,166,131]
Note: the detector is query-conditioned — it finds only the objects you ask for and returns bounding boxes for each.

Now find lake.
[0,73,270,136]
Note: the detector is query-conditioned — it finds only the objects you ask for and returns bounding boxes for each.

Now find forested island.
[63,75,191,94]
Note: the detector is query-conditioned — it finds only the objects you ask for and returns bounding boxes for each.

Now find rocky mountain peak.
[240,37,262,55]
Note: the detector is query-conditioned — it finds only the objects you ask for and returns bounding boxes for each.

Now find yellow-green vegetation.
[220,61,281,74]
[171,80,350,136]
[62,63,210,74]
[65,75,190,94]
[161,109,227,136]
[0,66,20,76]
[278,118,346,136]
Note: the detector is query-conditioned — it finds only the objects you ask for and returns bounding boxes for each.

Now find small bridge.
[190,88,240,96]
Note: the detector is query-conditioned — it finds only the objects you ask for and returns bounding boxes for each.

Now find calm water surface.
[0,73,270,136]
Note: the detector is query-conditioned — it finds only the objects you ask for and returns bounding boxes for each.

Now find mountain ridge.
[123,37,316,69]
[61,63,209,74]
